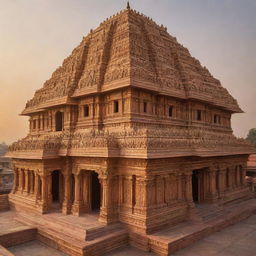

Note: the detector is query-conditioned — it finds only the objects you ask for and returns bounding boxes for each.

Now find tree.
[246,128,256,148]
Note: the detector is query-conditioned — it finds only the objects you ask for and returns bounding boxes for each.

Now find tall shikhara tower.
[7,4,253,256]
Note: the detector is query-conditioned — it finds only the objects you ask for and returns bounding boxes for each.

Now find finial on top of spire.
[127,1,130,9]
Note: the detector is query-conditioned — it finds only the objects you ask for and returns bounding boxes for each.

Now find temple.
[6,4,254,255]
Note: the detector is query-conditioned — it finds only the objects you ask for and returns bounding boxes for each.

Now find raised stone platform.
[0,211,36,248]
[14,210,129,256]
[1,198,256,255]
[141,198,256,255]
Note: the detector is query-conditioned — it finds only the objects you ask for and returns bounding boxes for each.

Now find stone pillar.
[184,172,198,220]
[12,168,18,193]
[62,173,72,215]
[30,171,34,195]
[206,169,217,203]
[134,176,146,213]
[19,169,24,192]
[34,173,40,201]
[47,174,52,208]
[184,173,193,204]
[123,175,133,212]
[236,167,240,187]
[229,167,235,189]
[177,173,183,201]
[72,172,82,216]
[118,175,123,208]
[99,175,118,224]
[24,169,29,194]
[82,172,91,212]
[218,169,226,198]
[156,175,165,207]
[41,174,50,213]
[164,174,172,204]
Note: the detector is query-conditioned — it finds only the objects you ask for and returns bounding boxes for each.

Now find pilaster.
[62,173,72,215]
[99,174,118,224]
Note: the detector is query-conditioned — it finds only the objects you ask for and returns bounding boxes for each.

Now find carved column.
[122,175,133,211]
[164,174,172,204]
[40,174,50,213]
[72,172,82,216]
[19,169,24,193]
[134,176,146,213]
[12,168,18,193]
[118,175,123,208]
[24,169,29,194]
[218,169,226,198]
[156,175,165,207]
[34,173,40,202]
[82,172,91,212]
[145,176,156,208]
[177,173,183,201]
[47,173,52,208]
[99,174,118,224]
[229,167,235,189]
[30,171,34,195]
[206,169,217,203]
[62,173,72,215]
[236,167,240,187]
[184,172,193,204]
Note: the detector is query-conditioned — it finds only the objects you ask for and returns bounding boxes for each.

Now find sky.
[0,0,255,144]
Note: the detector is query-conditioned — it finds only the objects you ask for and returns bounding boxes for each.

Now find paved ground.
[0,211,29,235]
[8,240,67,256]
[105,215,256,256]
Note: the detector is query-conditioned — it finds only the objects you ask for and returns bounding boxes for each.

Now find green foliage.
[246,128,256,148]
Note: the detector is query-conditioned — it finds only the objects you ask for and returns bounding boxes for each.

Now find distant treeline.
[246,128,256,150]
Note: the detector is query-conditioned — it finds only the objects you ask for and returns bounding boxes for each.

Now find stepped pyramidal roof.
[23,3,241,115]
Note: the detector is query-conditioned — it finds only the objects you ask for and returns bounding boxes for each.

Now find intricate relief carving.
[23,7,241,113]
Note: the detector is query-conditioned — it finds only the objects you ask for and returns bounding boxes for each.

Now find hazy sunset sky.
[0,0,255,144]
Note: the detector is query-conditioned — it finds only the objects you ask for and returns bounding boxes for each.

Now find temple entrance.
[192,169,206,203]
[192,171,199,202]
[91,172,101,211]
[52,170,60,202]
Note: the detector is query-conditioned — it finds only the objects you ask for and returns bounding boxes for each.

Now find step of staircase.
[16,211,123,242]
[15,211,129,256]
[36,222,128,256]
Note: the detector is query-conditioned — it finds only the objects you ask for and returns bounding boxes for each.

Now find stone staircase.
[15,211,129,256]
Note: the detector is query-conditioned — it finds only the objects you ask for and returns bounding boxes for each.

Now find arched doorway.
[91,172,101,211]
[55,111,63,131]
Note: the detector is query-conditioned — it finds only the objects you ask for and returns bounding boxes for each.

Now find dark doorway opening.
[52,171,60,202]
[192,171,199,202]
[55,111,63,131]
[91,172,101,211]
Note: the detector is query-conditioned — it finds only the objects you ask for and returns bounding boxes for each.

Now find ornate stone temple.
[6,3,254,255]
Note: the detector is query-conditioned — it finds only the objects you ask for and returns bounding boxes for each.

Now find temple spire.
[127,1,130,9]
